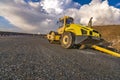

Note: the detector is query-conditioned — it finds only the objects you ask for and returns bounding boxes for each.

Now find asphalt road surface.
[0,36,120,80]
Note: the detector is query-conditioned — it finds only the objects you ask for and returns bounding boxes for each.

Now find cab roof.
[59,16,73,21]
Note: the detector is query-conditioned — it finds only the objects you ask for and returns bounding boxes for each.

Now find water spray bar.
[92,45,120,57]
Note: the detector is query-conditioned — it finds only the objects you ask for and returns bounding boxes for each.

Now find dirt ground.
[93,25,120,50]
[0,36,120,80]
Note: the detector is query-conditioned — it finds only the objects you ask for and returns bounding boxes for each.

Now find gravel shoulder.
[0,36,120,80]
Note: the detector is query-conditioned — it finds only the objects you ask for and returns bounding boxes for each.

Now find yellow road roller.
[47,16,120,57]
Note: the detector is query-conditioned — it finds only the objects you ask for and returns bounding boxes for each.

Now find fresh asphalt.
[0,36,119,80]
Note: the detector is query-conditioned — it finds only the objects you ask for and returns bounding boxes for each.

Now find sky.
[74,0,120,7]
[0,0,120,33]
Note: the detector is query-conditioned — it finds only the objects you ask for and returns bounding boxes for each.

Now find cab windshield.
[66,18,73,24]
[58,20,64,28]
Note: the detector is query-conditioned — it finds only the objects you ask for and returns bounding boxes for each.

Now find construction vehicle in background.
[47,16,120,57]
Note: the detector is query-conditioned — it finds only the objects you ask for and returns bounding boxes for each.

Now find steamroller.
[47,16,120,57]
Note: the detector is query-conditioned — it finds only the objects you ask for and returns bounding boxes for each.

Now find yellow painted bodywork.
[55,35,60,40]
[92,45,120,57]
[57,16,100,38]
[64,24,100,37]
[48,16,101,41]
[47,32,60,41]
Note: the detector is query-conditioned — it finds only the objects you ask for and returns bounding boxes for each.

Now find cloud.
[62,0,120,25]
[0,0,120,33]
[116,3,120,7]
[0,16,22,32]
[78,0,120,25]
[0,0,56,33]
[0,0,80,33]
[40,0,80,14]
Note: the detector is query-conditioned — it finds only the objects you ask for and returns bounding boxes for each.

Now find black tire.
[61,32,75,48]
